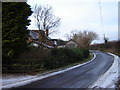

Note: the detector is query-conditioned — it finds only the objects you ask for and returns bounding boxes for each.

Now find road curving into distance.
[9,50,114,89]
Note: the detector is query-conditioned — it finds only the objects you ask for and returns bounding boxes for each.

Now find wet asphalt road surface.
[9,51,114,89]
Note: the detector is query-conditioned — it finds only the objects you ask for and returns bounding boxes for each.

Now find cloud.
[27,0,118,43]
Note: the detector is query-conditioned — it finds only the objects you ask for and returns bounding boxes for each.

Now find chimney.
[46,29,49,37]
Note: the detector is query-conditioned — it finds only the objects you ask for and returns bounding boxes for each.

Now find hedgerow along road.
[9,50,114,89]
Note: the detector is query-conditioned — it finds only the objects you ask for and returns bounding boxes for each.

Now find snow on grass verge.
[2,52,96,89]
[89,52,120,88]
[2,74,37,86]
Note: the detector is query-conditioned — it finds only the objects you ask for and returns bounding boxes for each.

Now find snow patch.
[89,53,120,88]
[2,75,36,86]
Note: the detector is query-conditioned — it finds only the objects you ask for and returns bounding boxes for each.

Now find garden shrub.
[3,47,90,73]
[44,48,89,69]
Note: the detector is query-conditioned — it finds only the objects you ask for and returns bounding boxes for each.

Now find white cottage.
[66,39,78,48]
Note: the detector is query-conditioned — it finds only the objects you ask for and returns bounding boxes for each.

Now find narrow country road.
[9,51,114,89]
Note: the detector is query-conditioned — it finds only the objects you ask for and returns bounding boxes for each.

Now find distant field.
[90,41,120,56]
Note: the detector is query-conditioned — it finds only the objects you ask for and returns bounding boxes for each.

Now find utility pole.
[104,34,109,44]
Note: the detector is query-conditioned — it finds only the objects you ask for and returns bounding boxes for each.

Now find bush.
[3,47,90,73]
[44,48,89,69]
[2,47,50,73]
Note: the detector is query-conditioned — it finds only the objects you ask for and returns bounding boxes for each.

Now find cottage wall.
[66,41,77,48]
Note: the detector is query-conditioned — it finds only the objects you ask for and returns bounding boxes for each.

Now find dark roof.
[29,31,38,39]
[66,39,77,44]
[28,30,56,46]
[50,39,66,46]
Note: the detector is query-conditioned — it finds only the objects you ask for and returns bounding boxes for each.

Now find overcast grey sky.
[27,0,118,44]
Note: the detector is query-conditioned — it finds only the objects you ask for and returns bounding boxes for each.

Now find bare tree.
[76,31,99,48]
[65,30,99,48]
[33,5,61,35]
[30,5,61,53]
[65,30,78,40]
[29,5,61,55]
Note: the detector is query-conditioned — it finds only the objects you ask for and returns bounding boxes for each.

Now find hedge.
[44,48,89,69]
[2,48,89,73]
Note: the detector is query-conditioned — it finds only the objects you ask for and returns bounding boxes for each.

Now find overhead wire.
[99,0,105,38]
